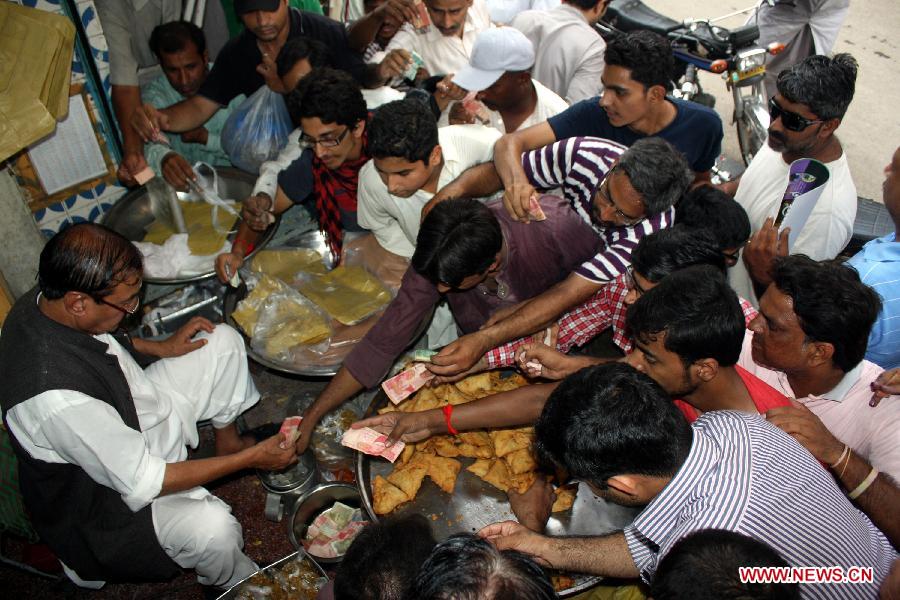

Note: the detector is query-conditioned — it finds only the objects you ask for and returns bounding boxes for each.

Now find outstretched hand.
[155,316,216,358]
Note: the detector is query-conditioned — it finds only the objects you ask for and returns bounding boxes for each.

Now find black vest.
[0,288,181,582]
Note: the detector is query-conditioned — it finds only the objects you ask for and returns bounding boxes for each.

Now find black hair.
[286,67,367,128]
[335,515,437,600]
[535,363,692,488]
[631,227,726,282]
[405,533,557,600]
[675,186,751,251]
[617,137,692,215]
[626,265,745,368]
[412,199,502,289]
[565,0,603,9]
[38,223,143,300]
[776,53,857,121]
[770,255,880,373]
[275,36,330,78]
[651,529,799,600]
[368,99,440,164]
[604,30,674,90]
[149,20,206,59]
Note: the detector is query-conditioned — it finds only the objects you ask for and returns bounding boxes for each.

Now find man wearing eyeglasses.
[727,53,859,305]
[423,136,692,377]
[0,224,299,591]
[216,69,371,279]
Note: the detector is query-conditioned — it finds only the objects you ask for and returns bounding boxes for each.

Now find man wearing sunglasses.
[727,53,859,305]
[0,224,298,591]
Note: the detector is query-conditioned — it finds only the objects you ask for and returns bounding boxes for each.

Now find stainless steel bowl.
[101,168,278,284]
[288,482,363,564]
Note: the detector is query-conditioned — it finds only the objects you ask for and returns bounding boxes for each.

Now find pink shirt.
[738,330,900,482]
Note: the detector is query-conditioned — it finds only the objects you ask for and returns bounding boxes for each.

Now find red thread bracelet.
[442,404,458,435]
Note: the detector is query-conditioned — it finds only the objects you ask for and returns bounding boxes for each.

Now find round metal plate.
[355,390,639,597]
[101,167,278,285]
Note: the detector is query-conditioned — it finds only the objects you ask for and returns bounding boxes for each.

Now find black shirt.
[199,8,367,106]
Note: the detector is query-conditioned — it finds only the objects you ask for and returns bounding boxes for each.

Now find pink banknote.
[341,427,405,463]
[382,362,434,405]
[279,416,303,449]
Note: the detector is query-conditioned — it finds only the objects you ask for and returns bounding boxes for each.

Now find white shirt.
[438,79,569,133]
[729,140,857,305]
[6,334,176,512]
[357,124,502,257]
[486,0,560,24]
[511,4,606,103]
[380,0,493,76]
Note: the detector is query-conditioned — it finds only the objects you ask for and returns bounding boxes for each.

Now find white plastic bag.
[221,86,292,174]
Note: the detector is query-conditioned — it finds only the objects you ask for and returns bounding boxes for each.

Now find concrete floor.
[645,0,900,202]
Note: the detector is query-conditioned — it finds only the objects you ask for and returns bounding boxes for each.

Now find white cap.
[452,27,535,92]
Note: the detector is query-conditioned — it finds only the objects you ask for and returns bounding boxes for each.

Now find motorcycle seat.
[604,0,679,36]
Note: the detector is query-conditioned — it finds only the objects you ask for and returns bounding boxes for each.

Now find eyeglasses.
[625,267,648,297]
[595,167,645,226]
[300,126,350,148]
[768,97,824,132]
[92,294,141,315]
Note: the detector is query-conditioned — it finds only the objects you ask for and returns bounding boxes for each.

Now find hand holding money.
[341,427,406,462]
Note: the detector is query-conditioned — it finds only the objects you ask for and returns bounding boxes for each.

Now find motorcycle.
[597,0,784,166]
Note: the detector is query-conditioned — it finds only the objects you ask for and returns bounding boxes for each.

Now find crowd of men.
[3,0,899,596]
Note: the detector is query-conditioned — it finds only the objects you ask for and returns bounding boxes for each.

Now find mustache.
[768,129,786,143]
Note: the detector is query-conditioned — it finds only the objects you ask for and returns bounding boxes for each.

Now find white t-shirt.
[357,124,502,257]
[378,0,493,76]
[729,140,857,304]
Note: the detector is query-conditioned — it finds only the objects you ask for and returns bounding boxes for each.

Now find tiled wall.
[9,0,128,237]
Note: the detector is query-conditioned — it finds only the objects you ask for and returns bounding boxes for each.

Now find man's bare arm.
[355,382,558,443]
[295,367,365,453]
[111,85,147,184]
[493,122,557,221]
[161,435,296,495]
[480,521,640,578]
[132,95,221,140]
[834,452,900,548]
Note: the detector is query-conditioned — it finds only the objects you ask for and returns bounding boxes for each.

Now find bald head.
[39,223,142,300]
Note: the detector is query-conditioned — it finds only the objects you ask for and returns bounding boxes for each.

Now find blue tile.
[34,207,47,222]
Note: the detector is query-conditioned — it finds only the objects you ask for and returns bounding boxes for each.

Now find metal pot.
[257,449,317,522]
[288,482,362,565]
[101,167,278,284]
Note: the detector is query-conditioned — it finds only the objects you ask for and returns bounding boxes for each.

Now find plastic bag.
[221,85,292,174]
[296,264,392,326]
[250,283,333,360]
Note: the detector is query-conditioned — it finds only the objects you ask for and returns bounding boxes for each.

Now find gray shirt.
[511,3,605,104]
[94,0,182,87]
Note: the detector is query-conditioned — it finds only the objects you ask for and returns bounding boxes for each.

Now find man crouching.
[0,223,296,590]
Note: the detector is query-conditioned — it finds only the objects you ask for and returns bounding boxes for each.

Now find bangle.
[830,444,849,469]
[838,450,852,480]
[848,467,879,500]
[442,404,458,436]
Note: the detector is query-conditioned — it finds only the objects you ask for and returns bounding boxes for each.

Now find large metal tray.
[216,549,328,600]
[101,167,278,285]
[355,390,639,597]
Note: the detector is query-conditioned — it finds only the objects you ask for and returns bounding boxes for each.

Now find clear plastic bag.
[221,86,292,174]
[249,282,334,360]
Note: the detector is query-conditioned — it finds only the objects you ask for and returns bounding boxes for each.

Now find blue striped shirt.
[846,233,900,369]
[624,411,896,598]
[521,136,674,284]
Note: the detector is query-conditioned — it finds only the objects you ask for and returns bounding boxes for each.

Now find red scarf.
[311,133,370,262]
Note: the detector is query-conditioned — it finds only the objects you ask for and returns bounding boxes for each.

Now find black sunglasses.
[768,97,824,132]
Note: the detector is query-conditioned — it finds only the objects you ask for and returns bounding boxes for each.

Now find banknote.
[411,349,437,363]
[528,195,547,221]
[382,362,434,404]
[279,415,303,448]
[341,427,405,463]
